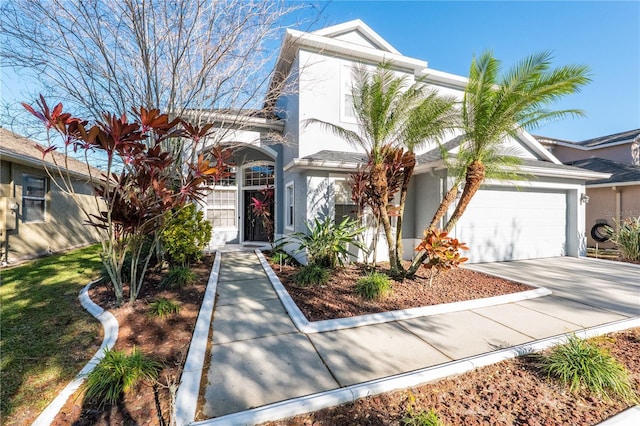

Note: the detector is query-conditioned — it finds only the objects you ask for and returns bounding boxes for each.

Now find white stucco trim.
[587,181,640,188]
[513,165,610,180]
[312,19,401,55]
[518,131,563,164]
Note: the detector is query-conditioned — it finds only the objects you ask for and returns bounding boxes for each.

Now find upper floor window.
[22,174,47,222]
[341,65,358,123]
[244,164,274,187]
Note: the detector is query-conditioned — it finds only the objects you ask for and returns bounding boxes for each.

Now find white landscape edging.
[256,250,551,334]
[32,280,119,426]
[175,251,221,426]
[191,317,640,426]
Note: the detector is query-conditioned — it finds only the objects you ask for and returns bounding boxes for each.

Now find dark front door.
[244,190,271,242]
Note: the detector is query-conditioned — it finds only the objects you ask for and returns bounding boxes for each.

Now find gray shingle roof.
[299,148,594,176]
[535,129,640,148]
[577,129,640,148]
[300,150,369,163]
[568,157,640,184]
[0,127,98,177]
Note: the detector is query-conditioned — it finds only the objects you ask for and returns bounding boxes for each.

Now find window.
[216,166,237,187]
[285,182,294,230]
[244,164,274,187]
[341,65,358,122]
[206,189,237,228]
[334,178,358,224]
[22,174,47,222]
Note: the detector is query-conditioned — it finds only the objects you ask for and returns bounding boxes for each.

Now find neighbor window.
[206,188,237,228]
[285,182,294,230]
[22,174,47,223]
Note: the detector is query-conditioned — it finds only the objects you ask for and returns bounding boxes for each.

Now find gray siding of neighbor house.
[1,160,102,264]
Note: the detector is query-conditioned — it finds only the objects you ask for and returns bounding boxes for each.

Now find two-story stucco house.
[537,129,640,248]
[203,20,607,263]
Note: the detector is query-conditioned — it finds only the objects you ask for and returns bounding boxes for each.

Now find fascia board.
[587,181,640,188]
[518,131,562,164]
[514,164,611,180]
[287,29,427,72]
[283,158,362,172]
[419,68,468,89]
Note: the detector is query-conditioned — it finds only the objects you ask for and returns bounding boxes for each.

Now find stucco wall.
[1,160,102,264]
[585,185,640,248]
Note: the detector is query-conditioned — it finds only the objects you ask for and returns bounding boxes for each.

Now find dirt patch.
[51,254,213,426]
[261,328,640,426]
[271,261,532,322]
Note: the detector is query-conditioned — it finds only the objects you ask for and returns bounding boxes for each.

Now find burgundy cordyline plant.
[23,95,231,305]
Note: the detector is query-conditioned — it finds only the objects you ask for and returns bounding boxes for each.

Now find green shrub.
[148,298,180,319]
[402,408,444,426]
[83,347,162,407]
[270,249,292,265]
[294,264,330,287]
[161,266,197,288]
[288,215,367,268]
[540,335,637,402]
[162,204,212,266]
[355,272,392,299]
[607,217,640,261]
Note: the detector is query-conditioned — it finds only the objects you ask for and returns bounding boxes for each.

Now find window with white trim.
[285,182,294,230]
[22,174,47,223]
[206,188,237,228]
[244,164,274,187]
[333,178,358,224]
[340,65,358,123]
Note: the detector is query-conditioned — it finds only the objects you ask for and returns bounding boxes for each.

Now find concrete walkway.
[197,253,639,424]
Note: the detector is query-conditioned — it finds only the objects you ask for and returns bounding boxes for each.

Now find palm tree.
[309,62,456,274]
[407,51,590,276]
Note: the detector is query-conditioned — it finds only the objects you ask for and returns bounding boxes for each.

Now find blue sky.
[3,1,638,143]
[302,0,640,141]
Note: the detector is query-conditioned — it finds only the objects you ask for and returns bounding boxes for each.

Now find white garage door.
[455,188,567,263]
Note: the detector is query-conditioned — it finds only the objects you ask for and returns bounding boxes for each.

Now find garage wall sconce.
[580,193,590,204]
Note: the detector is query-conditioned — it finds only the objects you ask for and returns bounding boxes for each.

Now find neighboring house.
[0,128,102,264]
[204,20,607,263]
[537,129,640,248]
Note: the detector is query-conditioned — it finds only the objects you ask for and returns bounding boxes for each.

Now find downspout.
[612,186,621,229]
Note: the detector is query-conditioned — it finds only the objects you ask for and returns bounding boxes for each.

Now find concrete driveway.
[467,257,640,317]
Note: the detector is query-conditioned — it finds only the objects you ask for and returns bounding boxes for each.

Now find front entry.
[244,190,272,242]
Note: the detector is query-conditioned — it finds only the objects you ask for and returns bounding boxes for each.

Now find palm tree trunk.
[444,160,486,232]
[370,163,399,272]
[428,184,458,230]
[393,155,415,272]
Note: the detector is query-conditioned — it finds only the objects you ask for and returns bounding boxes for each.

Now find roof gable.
[312,19,400,55]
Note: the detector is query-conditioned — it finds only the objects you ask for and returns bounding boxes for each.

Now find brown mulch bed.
[263,258,640,425]
[271,261,532,322]
[261,327,640,426]
[51,254,214,426]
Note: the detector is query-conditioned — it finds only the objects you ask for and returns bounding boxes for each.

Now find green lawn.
[0,245,103,424]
